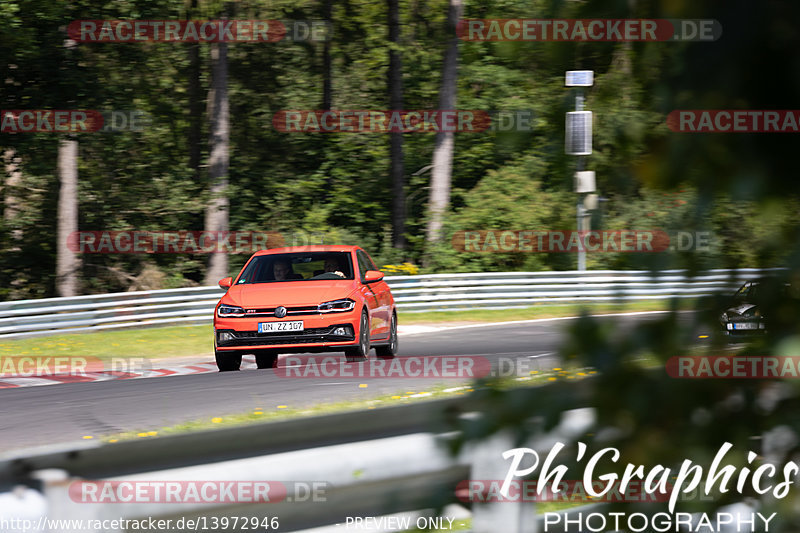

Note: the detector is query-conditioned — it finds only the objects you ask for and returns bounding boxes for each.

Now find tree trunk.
[425,0,462,245]
[322,0,333,110]
[56,137,80,296]
[187,0,202,183]
[204,38,230,285]
[3,148,22,250]
[388,0,406,249]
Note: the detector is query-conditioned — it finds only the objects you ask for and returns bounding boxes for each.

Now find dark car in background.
[719,277,789,337]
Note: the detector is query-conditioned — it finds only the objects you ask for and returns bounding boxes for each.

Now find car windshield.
[734,282,754,301]
[734,278,789,302]
[236,252,354,284]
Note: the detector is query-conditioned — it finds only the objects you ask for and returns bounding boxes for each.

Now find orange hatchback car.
[213,245,398,371]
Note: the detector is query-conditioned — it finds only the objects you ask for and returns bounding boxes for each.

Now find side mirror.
[218,277,233,289]
[364,270,384,283]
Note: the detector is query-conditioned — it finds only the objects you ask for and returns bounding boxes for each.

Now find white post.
[468,431,537,533]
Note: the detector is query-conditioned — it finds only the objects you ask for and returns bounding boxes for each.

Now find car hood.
[726,303,757,317]
[223,280,358,308]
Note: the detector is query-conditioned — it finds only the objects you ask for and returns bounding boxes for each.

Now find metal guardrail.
[0,268,779,339]
[0,384,596,533]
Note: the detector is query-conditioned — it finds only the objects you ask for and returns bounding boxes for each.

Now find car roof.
[744,276,789,286]
[252,245,360,256]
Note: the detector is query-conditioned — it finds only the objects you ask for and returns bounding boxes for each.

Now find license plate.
[732,323,758,330]
[258,321,303,333]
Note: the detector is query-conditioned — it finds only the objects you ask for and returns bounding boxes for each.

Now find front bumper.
[215,323,356,349]
[214,309,361,351]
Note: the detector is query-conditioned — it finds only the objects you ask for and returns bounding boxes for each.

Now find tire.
[345,310,370,362]
[215,349,242,371]
[255,349,279,369]
[375,312,398,359]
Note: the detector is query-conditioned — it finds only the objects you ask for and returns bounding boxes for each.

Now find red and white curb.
[0,361,224,389]
[0,325,444,390]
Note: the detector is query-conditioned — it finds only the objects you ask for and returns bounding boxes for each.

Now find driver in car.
[324,257,345,278]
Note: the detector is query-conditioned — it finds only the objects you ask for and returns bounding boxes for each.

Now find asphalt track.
[0,312,694,452]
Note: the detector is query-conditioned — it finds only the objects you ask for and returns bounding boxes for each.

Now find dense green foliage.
[1,0,798,299]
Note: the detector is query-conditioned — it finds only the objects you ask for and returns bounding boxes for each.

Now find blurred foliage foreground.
[441,281,800,531]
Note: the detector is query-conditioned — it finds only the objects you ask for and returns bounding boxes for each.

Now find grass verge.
[398,299,682,324]
[0,325,211,360]
[99,384,480,442]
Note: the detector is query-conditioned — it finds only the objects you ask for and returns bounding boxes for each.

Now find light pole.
[565,70,595,271]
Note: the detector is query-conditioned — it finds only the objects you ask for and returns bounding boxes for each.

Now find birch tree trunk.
[56,137,80,296]
[322,0,333,110]
[187,0,202,183]
[204,38,230,285]
[388,0,406,249]
[425,0,462,245]
[3,148,22,250]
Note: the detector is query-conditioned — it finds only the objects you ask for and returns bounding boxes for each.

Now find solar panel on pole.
[566,111,592,155]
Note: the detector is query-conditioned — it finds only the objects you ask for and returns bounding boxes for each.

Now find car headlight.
[317,299,356,313]
[217,304,245,317]
[720,312,728,322]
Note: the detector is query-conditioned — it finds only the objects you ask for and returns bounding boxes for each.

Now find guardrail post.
[31,469,113,533]
[468,431,536,533]
[0,484,48,530]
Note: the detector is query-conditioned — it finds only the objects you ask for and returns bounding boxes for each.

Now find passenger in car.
[273,259,303,280]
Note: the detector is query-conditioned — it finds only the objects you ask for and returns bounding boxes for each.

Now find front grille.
[244,306,320,317]
[217,325,355,347]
